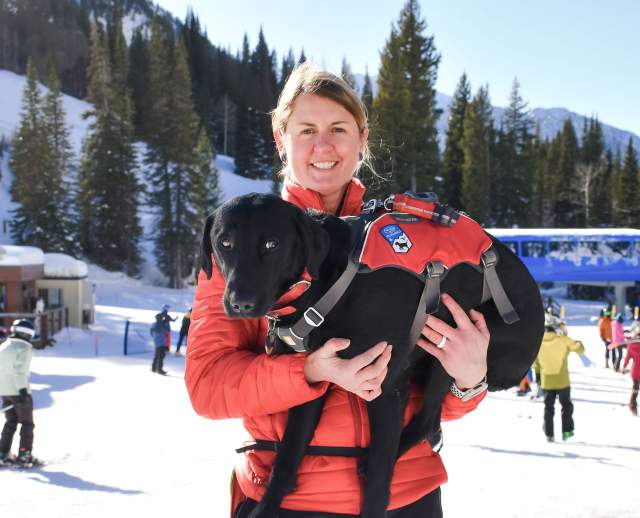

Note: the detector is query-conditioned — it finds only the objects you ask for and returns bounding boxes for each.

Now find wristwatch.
[450,376,488,401]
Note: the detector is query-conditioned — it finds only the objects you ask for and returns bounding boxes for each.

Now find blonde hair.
[271,61,373,178]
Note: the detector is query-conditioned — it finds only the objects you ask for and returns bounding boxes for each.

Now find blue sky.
[153,0,640,135]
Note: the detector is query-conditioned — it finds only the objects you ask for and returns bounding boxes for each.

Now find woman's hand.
[304,338,392,401]
[417,293,489,389]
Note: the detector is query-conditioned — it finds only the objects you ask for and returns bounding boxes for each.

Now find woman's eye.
[219,237,232,249]
[332,127,346,133]
[301,128,314,135]
[264,239,279,250]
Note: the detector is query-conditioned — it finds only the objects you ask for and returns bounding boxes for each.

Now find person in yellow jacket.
[533,316,585,442]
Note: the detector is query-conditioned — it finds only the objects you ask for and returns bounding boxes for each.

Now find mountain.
[354,74,639,153]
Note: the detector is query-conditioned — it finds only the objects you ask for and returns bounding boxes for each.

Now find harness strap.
[276,258,360,352]
[481,248,520,324]
[408,261,445,347]
[236,439,368,458]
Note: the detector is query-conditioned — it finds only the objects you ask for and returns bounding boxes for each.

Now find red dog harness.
[271,192,519,353]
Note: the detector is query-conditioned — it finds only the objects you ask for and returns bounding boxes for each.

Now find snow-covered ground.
[1,273,639,518]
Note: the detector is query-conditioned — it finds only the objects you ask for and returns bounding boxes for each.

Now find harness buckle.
[303,307,325,327]
[361,199,380,214]
[426,261,445,279]
[481,249,498,269]
[383,195,395,211]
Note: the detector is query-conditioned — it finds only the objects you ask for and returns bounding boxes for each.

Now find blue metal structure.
[488,228,640,283]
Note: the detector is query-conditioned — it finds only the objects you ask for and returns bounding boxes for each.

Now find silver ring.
[436,335,447,349]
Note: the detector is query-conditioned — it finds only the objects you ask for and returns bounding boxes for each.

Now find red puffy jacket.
[185,178,486,515]
[624,342,640,381]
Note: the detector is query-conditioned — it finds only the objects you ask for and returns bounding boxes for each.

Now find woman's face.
[276,93,368,204]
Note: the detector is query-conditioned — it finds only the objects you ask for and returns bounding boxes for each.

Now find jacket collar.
[281,177,366,217]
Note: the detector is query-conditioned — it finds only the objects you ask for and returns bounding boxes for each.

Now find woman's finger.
[350,341,388,370]
[470,309,490,338]
[424,315,455,338]
[417,336,446,360]
[440,293,472,329]
[356,347,391,381]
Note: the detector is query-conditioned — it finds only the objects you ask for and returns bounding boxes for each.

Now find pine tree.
[443,72,471,207]
[41,58,80,253]
[80,20,141,275]
[616,138,640,227]
[580,117,609,225]
[249,28,278,179]
[279,48,296,90]
[395,0,441,192]
[10,58,55,249]
[494,78,534,226]
[461,85,492,224]
[340,57,357,90]
[145,28,213,287]
[370,25,411,197]
[128,28,149,137]
[611,147,623,225]
[554,119,579,226]
[361,66,374,118]
[541,134,562,227]
[234,34,254,177]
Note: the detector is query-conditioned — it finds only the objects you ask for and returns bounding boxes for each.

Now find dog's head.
[200,194,331,318]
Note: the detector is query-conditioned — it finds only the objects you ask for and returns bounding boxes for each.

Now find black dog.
[201,193,544,518]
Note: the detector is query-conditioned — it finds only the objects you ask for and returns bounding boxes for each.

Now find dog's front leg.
[360,384,408,518]
[249,393,329,518]
[396,361,451,460]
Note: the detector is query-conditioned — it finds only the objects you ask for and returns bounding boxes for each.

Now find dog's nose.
[230,296,256,314]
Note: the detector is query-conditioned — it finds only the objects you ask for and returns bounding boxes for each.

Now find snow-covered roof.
[489,228,640,238]
[0,245,44,266]
[44,253,88,279]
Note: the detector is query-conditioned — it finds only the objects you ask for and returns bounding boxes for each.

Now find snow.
[43,253,88,279]
[1,271,639,517]
[0,70,93,153]
[121,10,149,44]
[0,244,44,266]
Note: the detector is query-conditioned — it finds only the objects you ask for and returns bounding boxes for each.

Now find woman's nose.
[312,131,334,150]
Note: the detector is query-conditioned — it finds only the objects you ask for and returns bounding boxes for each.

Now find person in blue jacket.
[150,314,168,375]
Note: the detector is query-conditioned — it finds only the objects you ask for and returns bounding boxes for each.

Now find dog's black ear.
[295,209,330,279]
[199,213,216,279]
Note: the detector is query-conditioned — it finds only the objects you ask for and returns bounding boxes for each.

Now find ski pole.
[1,405,14,414]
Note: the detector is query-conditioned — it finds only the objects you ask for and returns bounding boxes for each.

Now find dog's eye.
[264,239,279,251]
[218,237,232,250]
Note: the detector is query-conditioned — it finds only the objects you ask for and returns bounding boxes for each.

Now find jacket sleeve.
[624,349,631,369]
[568,338,585,355]
[440,390,487,421]
[13,343,30,393]
[185,265,329,420]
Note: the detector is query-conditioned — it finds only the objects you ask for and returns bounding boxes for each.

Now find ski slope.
[1,272,639,518]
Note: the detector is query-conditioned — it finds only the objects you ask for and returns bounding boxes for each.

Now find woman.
[186,62,489,517]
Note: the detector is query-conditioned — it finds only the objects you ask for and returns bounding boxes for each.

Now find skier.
[150,314,168,375]
[623,339,640,416]
[598,308,613,367]
[0,319,40,467]
[610,313,626,372]
[175,308,191,356]
[534,314,585,442]
[159,304,176,351]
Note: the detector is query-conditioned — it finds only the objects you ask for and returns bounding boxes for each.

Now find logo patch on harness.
[380,224,413,254]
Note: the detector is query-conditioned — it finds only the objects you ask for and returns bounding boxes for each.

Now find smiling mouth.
[311,161,338,170]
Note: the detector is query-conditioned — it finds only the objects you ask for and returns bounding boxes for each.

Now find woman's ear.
[273,129,285,156]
